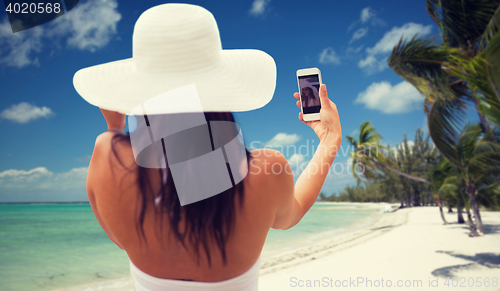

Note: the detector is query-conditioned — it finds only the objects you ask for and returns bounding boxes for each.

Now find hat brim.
[73,49,276,115]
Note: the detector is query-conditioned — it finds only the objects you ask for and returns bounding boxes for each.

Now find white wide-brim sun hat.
[73,3,277,115]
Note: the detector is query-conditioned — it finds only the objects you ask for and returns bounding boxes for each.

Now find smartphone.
[297,68,322,121]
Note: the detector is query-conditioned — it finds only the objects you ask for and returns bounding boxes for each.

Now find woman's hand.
[100,108,126,131]
[294,84,341,145]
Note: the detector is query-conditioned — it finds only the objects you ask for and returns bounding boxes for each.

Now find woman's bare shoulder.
[88,131,138,194]
[246,148,293,198]
[92,131,136,170]
[248,149,288,177]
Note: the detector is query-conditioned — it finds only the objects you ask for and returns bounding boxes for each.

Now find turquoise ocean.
[0,203,382,291]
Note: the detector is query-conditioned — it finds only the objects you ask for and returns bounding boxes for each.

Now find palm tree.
[388,0,500,166]
[400,129,435,206]
[441,124,500,235]
[346,121,428,185]
[428,157,451,224]
[381,149,406,207]
[439,172,467,225]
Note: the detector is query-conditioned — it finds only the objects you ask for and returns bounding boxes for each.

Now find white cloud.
[348,7,385,32]
[0,19,43,67]
[349,27,368,44]
[368,23,432,55]
[0,167,52,179]
[0,0,121,68]
[319,47,340,65]
[392,141,415,156]
[359,23,432,74]
[358,55,388,74]
[249,0,270,17]
[355,81,424,114]
[0,167,88,202]
[264,133,301,147]
[361,7,375,23]
[405,140,415,149]
[48,0,121,51]
[345,45,364,58]
[0,102,54,123]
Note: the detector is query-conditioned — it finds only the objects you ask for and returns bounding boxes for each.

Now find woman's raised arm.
[272,84,342,230]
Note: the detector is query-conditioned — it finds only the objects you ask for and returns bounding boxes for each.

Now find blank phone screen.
[298,74,321,114]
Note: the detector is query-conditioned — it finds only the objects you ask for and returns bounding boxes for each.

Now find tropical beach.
[259,206,500,291]
[20,203,497,291]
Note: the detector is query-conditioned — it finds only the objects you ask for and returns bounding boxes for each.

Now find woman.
[302,86,321,107]
[75,3,341,290]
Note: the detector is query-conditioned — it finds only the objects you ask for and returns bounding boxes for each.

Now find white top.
[302,97,320,107]
[129,257,260,291]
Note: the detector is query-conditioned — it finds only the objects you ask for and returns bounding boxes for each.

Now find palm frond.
[447,48,500,128]
[426,0,442,28]
[456,124,483,165]
[428,97,466,167]
[438,172,461,199]
[345,135,357,148]
[359,121,382,145]
[389,36,459,103]
[480,5,500,48]
[437,0,500,48]
[468,129,500,180]
[486,33,500,101]
[475,130,500,154]
[476,183,500,209]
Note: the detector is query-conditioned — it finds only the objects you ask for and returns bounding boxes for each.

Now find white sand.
[258,207,500,291]
[57,205,500,291]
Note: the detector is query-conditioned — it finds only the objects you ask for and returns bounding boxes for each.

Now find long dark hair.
[302,87,317,99]
[110,112,252,267]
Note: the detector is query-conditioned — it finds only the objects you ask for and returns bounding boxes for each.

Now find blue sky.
[0,0,437,202]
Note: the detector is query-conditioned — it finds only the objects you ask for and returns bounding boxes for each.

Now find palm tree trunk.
[413,187,421,206]
[398,188,404,208]
[410,185,416,207]
[457,200,465,224]
[465,208,477,233]
[369,158,428,183]
[466,183,484,235]
[438,198,449,224]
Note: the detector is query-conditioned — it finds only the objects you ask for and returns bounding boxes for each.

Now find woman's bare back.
[86,131,293,281]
